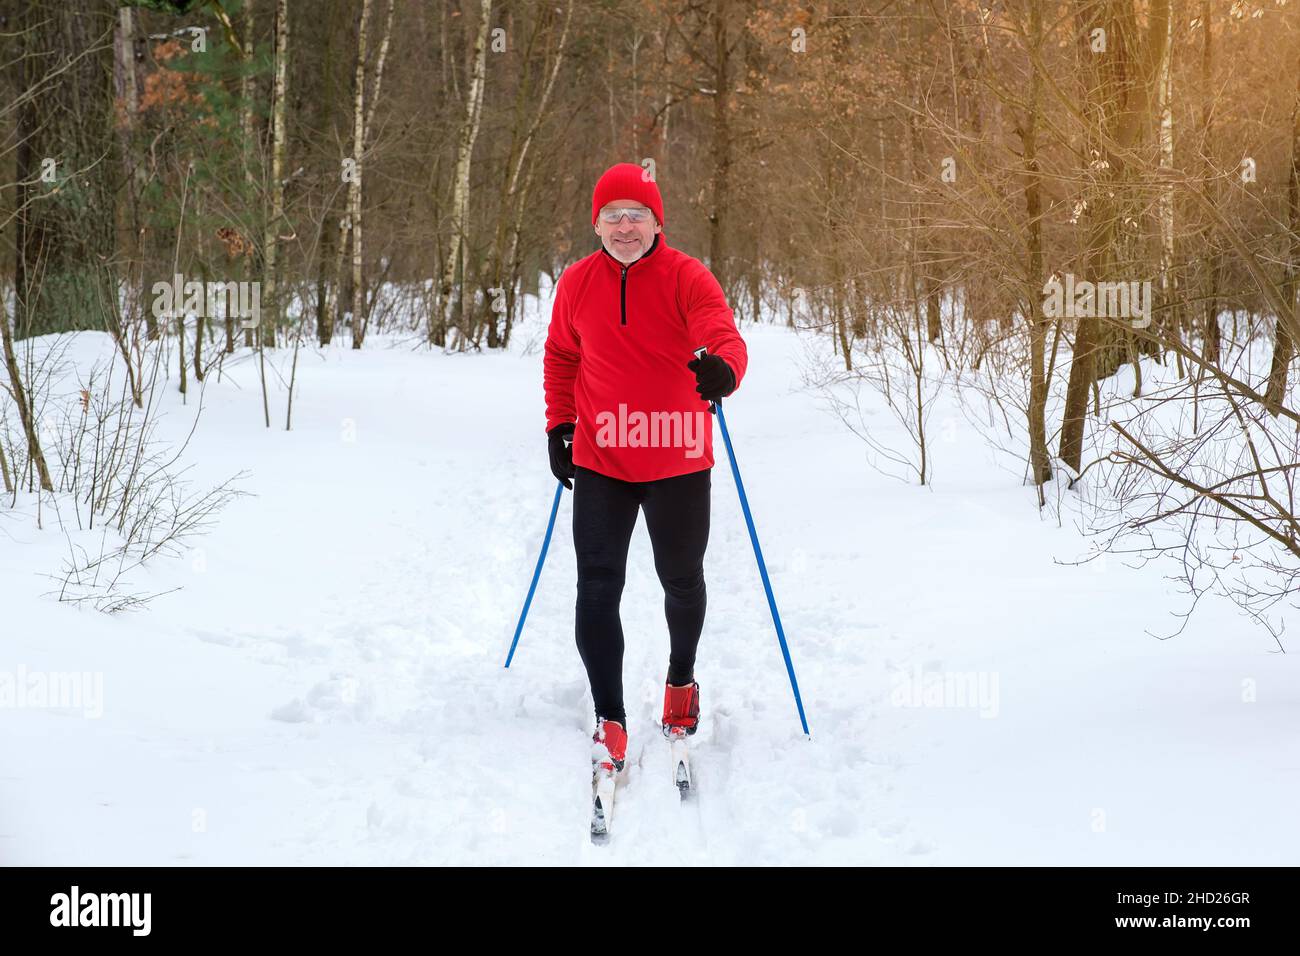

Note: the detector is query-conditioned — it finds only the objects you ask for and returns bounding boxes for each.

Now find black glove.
[687,353,735,403]
[547,422,576,489]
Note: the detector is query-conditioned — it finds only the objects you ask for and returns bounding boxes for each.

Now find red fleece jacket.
[544,235,748,482]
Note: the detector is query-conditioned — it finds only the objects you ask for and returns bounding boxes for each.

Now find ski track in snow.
[2,305,1298,865]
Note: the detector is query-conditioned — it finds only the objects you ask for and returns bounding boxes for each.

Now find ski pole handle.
[693,346,718,413]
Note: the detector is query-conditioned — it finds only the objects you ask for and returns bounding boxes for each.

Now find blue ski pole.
[504,478,565,668]
[695,347,810,737]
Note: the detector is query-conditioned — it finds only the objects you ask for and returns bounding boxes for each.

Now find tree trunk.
[241,0,258,348]
[1266,43,1300,413]
[1058,0,1171,476]
[489,1,572,350]
[349,0,374,349]
[707,0,732,297]
[0,290,53,492]
[1156,0,1177,358]
[261,0,290,353]
[1199,0,1220,368]
[1022,0,1052,490]
[14,2,118,341]
[434,0,492,347]
[257,0,291,427]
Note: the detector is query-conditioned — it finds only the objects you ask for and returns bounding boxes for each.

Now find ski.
[669,733,693,801]
[662,681,700,801]
[588,719,627,845]
[590,767,616,844]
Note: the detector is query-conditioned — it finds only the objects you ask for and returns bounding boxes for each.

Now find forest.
[6,1,1286,625]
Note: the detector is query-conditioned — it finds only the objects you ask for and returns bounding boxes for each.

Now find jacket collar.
[599,232,662,268]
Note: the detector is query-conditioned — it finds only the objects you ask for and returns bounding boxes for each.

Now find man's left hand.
[687,353,736,403]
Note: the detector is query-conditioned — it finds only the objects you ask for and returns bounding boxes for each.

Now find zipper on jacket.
[601,234,658,327]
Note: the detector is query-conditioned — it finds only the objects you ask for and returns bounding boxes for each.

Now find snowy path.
[2,318,1297,865]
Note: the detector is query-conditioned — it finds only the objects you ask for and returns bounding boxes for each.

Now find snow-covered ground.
[2,296,1297,865]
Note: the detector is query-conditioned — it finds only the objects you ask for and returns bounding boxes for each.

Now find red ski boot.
[592,718,628,774]
[661,680,700,739]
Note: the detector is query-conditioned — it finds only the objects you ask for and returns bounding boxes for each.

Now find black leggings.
[572,464,711,726]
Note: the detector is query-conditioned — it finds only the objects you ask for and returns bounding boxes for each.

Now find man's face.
[595,199,661,263]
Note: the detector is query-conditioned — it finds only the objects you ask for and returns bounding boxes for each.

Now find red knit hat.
[592,163,665,227]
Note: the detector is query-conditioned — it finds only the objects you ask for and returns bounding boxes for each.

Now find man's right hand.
[547,422,576,489]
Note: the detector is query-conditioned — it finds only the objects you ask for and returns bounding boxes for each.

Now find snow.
[1,291,1297,865]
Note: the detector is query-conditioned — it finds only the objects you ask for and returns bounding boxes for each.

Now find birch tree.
[258,0,290,426]
[434,0,492,349]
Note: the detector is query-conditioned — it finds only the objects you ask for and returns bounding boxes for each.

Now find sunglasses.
[598,206,654,224]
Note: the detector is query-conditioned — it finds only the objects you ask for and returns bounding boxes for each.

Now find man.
[543,162,748,779]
